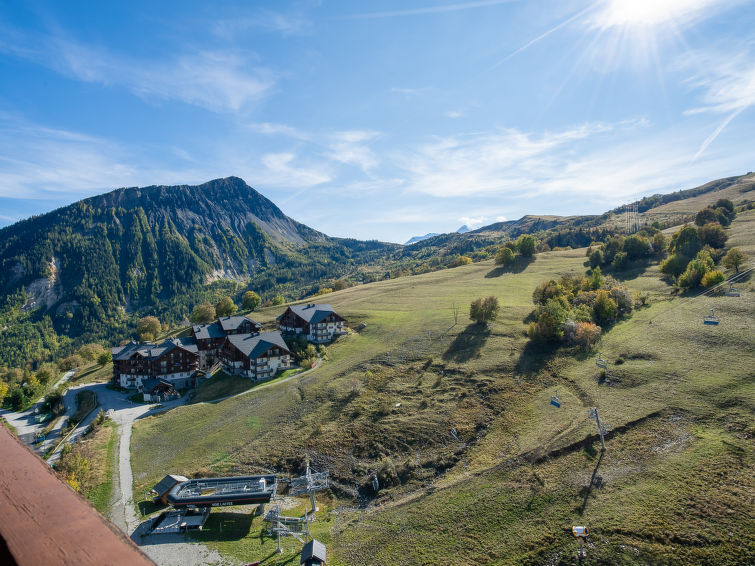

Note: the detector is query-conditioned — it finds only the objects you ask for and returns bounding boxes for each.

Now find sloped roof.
[225,331,291,360]
[141,378,174,392]
[152,474,188,496]
[192,322,224,340]
[218,315,261,333]
[301,538,327,563]
[112,338,197,361]
[280,304,341,325]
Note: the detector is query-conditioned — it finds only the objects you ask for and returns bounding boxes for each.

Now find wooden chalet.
[112,338,200,390]
[191,316,262,370]
[277,304,347,344]
[218,315,262,336]
[219,331,292,380]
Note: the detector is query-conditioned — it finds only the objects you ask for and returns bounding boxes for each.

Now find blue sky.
[0,0,753,243]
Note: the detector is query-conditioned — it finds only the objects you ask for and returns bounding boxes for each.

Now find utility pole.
[588,407,609,452]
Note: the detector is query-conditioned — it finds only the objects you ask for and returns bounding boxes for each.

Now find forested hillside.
[0,177,395,367]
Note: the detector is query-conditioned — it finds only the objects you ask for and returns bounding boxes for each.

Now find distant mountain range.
[405,225,470,245]
[1,172,751,369]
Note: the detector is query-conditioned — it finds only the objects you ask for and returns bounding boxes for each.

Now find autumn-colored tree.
[242,291,261,311]
[137,316,161,341]
[722,247,746,273]
[470,296,500,325]
[190,302,216,324]
[215,297,238,317]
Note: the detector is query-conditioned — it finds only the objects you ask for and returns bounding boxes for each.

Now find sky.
[0,0,753,243]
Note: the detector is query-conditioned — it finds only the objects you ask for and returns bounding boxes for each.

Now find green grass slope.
[130,211,755,565]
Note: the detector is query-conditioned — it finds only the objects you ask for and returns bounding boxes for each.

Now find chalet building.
[218,315,262,336]
[219,331,292,380]
[191,316,261,370]
[112,338,199,390]
[277,304,347,344]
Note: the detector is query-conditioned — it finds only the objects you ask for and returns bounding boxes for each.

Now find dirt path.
[109,401,232,565]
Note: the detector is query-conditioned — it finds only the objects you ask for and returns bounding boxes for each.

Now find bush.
[59,354,84,371]
[242,291,261,311]
[448,255,473,268]
[215,296,237,317]
[722,247,746,273]
[574,322,601,349]
[669,224,702,258]
[97,351,112,366]
[593,290,617,324]
[272,294,286,306]
[189,302,216,323]
[698,222,727,249]
[516,234,537,257]
[652,232,666,255]
[495,247,515,266]
[137,316,161,341]
[588,248,604,268]
[611,251,628,270]
[470,296,500,324]
[695,208,718,226]
[678,249,714,289]
[660,254,689,278]
[701,270,725,288]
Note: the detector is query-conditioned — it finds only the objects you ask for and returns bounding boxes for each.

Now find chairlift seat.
[550,397,561,408]
[703,309,720,325]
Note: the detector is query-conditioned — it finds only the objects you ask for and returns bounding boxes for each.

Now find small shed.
[300,539,327,566]
[142,379,179,402]
[151,474,188,505]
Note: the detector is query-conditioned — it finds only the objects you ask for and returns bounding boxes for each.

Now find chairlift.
[550,390,561,408]
[596,353,608,370]
[725,283,740,297]
[703,309,720,326]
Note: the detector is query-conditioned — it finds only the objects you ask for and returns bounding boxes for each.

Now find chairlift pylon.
[703,308,720,326]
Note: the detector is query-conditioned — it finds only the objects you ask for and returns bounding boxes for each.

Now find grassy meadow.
[130,210,754,565]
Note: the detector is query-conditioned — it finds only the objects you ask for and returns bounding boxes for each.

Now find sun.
[591,0,725,29]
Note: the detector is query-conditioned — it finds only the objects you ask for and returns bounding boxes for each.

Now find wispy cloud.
[346,0,516,19]
[445,110,464,119]
[681,47,755,159]
[213,9,310,37]
[259,152,332,188]
[0,28,276,114]
[459,216,486,228]
[247,122,311,140]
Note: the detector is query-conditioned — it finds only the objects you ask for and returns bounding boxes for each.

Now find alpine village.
[1,3,754,566]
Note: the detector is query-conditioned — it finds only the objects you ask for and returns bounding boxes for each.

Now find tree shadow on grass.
[515,339,560,376]
[485,256,535,277]
[442,324,491,363]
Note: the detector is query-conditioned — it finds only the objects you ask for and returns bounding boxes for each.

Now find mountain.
[405,233,441,245]
[456,224,470,233]
[0,177,397,366]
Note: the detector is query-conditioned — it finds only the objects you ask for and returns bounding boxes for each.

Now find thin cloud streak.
[491,4,595,69]
[346,0,516,20]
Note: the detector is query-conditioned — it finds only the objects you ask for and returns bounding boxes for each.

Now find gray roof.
[218,315,261,333]
[113,338,197,361]
[225,332,291,360]
[301,539,327,563]
[192,322,224,340]
[281,304,341,325]
[141,378,173,392]
[152,474,188,496]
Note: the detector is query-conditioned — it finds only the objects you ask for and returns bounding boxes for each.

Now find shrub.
[470,296,500,324]
[189,302,216,324]
[448,255,473,268]
[669,224,702,258]
[678,250,714,289]
[652,232,666,255]
[574,322,601,349]
[698,222,727,248]
[272,294,286,306]
[495,247,515,266]
[660,254,689,278]
[701,270,725,288]
[242,291,261,311]
[516,234,537,257]
[722,247,746,273]
[137,316,161,341]
[593,290,617,324]
[695,207,718,226]
[215,296,238,317]
[588,248,604,268]
[611,251,628,270]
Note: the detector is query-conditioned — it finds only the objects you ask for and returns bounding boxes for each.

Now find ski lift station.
[165,474,277,508]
